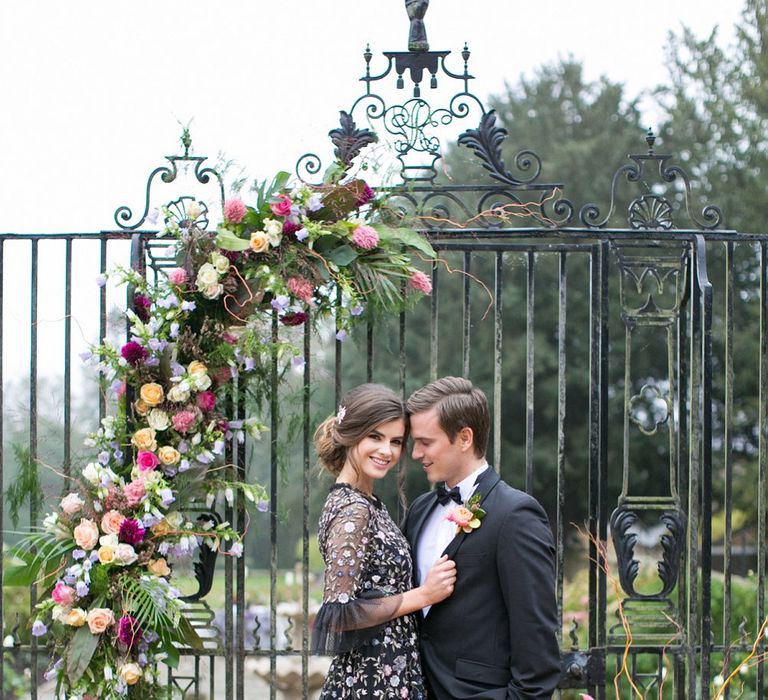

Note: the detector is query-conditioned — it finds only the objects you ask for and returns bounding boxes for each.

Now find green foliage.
[66,623,100,685]
[4,443,44,529]
[5,530,75,588]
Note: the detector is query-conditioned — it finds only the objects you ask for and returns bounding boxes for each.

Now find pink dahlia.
[223,198,247,224]
[118,518,145,546]
[117,615,142,650]
[351,225,379,250]
[120,341,148,366]
[123,480,147,507]
[168,267,188,286]
[172,410,197,434]
[196,390,216,413]
[355,183,375,207]
[286,276,315,304]
[136,450,159,471]
[409,270,433,294]
[269,194,293,217]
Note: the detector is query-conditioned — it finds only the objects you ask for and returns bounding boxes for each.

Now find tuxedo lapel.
[442,468,501,559]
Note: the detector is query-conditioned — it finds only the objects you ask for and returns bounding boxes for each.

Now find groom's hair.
[406,376,489,458]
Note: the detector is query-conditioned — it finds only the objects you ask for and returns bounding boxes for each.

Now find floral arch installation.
[3,4,767,700]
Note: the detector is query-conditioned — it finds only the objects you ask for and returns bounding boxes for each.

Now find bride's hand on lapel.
[421,554,457,605]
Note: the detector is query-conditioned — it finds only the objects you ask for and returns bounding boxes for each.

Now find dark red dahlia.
[282,220,301,237]
[117,615,142,649]
[355,183,375,207]
[280,311,309,326]
[120,341,148,366]
[133,294,152,322]
[118,518,145,546]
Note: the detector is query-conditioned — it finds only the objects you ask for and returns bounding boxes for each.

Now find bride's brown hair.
[314,383,408,477]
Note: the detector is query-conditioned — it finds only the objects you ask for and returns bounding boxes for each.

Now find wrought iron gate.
[3,17,768,700]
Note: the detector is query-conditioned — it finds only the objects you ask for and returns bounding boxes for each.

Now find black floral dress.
[311,483,425,699]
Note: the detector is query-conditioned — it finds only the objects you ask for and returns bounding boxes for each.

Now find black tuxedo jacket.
[403,468,561,699]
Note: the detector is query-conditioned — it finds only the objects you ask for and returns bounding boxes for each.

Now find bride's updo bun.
[313,384,407,476]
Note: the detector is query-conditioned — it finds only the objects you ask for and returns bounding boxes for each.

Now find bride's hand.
[422,554,457,604]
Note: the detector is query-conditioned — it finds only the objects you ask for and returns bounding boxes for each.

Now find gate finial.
[405,0,429,51]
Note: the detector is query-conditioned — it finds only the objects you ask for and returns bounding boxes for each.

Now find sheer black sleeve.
[311,497,403,654]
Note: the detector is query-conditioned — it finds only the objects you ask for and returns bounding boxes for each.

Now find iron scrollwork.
[180,511,222,603]
[610,507,685,600]
[580,129,724,230]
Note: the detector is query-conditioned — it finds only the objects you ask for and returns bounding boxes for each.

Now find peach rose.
[120,662,142,686]
[64,608,87,627]
[151,519,172,537]
[157,445,180,466]
[132,427,157,451]
[134,398,150,416]
[100,510,126,535]
[249,231,269,253]
[86,607,115,634]
[139,382,164,407]
[147,558,171,577]
[60,492,85,515]
[73,519,99,551]
[98,545,116,565]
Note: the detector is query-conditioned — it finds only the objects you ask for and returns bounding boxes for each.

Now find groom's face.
[410,406,471,487]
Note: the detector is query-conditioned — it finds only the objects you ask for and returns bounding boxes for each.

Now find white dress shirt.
[416,463,488,615]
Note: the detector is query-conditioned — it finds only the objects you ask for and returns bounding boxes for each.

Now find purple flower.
[350,305,364,316]
[148,338,166,352]
[117,615,142,649]
[295,227,309,242]
[257,499,269,513]
[75,581,89,597]
[271,295,290,311]
[145,357,160,367]
[159,488,175,507]
[170,323,180,339]
[244,357,255,371]
[230,542,243,557]
[31,620,47,637]
[97,451,110,465]
[179,459,190,472]
[335,330,347,342]
[72,549,86,560]
[307,194,323,212]
[95,274,107,288]
[118,518,145,546]
[292,356,306,371]
[120,341,148,366]
[133,294,152,322]
[109,378,124,395]
[79,350,93,363]
[181,300,196,312]
[355,183,375,207]
[142,513,160,528]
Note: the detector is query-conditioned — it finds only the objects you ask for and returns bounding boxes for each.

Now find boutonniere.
[445,492,486,534]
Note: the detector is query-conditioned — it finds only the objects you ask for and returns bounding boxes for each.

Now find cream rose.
[147,557,171,577]
[188,360,208,376]
[211,252,230,274]
[86,607,115,634]
[249,231,269,253]
[134,398,150,416]
[196,262,219,288]
[97,545,116,565]
[139,382,164,407]
[132,427,157,451]
[115,543,138,566]
[191,372,212,391]
[147,409,170,431]
[81,463,100,486]
[64,608,87,627]
[60,492,85,515]
[186,201,202,220]
[167,382,191,403]
[120,662,142,686]
[73,519,99,551]
[100,510,125,536]
[157,445,180,466]
[201,283,223,300]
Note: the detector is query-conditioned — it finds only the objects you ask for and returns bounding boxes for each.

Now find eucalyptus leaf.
[66,625,100,685]
[178,616,204,651]
[327,244,359,267]
[373,224,436,259]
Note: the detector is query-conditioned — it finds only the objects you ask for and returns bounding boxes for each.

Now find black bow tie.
[436,484,462,506]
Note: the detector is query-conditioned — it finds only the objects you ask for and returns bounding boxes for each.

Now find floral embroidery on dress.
[312,484,425,699]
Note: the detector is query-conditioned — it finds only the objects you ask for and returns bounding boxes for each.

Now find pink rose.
[73,519,99,551]
[196,391,216,413]
[172,410,197,434]
[60,492,85,516]
[136,450,159,472]
[351,225,379,250]
[269,194,293,217]
[409,270,432,294]
[168,267,188,286]
[101,510,126,535]
[223,198,247,224]
[123,480,146,507]
[51,582,76,607]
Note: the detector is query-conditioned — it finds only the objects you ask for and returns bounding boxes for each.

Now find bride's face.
[347,418,406,484]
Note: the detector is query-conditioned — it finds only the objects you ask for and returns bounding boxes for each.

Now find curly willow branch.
[713,616,768,700]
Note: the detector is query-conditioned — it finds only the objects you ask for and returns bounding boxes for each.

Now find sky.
[0,0,744,234]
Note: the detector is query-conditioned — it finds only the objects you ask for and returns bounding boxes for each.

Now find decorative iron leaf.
[658,511,685,597]
[329,111,378,169]
[458,110,522,186]
[609,507,639,596]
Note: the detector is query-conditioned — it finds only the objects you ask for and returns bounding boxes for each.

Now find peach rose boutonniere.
[445,493,486,534]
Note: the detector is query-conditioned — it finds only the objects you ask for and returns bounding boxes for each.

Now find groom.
[403,377,561,699]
